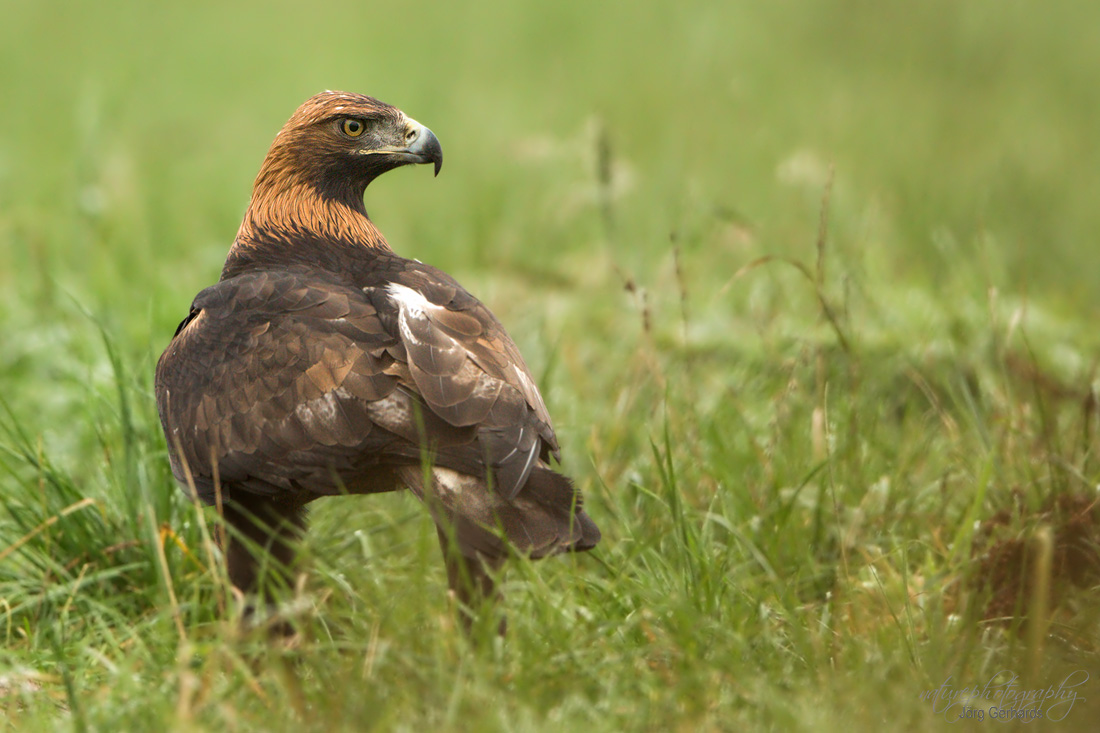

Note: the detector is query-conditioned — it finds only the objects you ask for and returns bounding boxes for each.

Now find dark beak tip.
[407,125,442,177]
[424,127,442,177]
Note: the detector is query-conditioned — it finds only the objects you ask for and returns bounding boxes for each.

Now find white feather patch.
[431,467,493,517]
[386,282,434,318]
[295,390,341,425]
[432,467,470,499]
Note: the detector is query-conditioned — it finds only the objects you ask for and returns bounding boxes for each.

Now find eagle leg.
[220,494,309,603]
[436,526,507,637]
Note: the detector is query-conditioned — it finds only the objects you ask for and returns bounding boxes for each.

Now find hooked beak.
[405,119,443,176]
[361,117,443,176]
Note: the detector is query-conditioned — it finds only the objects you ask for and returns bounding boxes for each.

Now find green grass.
[3,0,1100,729]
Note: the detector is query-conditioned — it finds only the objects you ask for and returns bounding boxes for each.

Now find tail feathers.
[517,468,601,555]
[400,465,601,560]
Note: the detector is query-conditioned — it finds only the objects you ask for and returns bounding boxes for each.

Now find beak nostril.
[406,129,418,143]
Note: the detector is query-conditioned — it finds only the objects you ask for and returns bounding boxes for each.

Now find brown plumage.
[155,91,600,631]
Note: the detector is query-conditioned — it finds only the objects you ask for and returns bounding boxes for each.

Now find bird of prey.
[155,92,600,631]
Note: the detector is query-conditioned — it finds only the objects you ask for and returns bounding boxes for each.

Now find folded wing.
[157,262,571,514]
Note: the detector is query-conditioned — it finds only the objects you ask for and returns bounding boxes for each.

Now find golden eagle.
[155,92,600,631]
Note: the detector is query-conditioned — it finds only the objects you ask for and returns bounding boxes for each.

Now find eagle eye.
[341,118,365,138]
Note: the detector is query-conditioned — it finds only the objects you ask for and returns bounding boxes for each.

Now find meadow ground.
[2,1,1100,730]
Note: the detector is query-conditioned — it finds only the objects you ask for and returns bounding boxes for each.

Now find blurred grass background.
[3,0,1100,730]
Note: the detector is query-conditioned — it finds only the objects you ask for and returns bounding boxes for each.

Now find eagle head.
[268,91,442,191]
[234,92,444,255]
